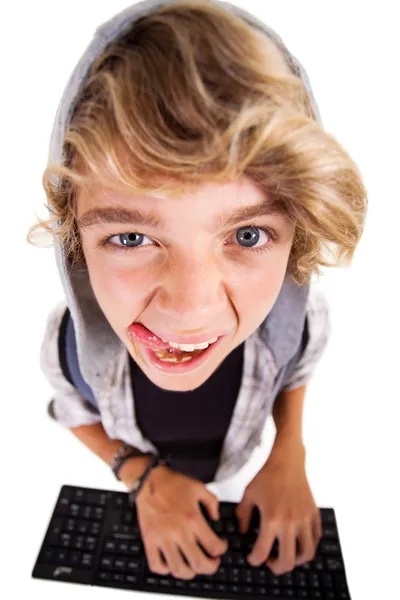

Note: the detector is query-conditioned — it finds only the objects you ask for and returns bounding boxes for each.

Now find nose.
[155,254,228,329]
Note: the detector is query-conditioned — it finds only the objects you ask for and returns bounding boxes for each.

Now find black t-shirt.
[130,342,244,483]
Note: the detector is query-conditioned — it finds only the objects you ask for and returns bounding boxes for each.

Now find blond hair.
[27,0,367,285]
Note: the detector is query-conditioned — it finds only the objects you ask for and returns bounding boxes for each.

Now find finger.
[267,521,297,574]
[180,535,222,576]
[198,487,220,521]
[161,540,196,580]
[247,512,278,567]
[235,498,254,534]
[295,520,316,566]
[195,516,229,557]
[143,542,170,576]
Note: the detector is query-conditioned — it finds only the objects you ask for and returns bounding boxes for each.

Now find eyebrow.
[77,198,286,232]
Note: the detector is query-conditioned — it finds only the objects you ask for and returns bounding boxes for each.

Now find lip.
[137,335,224,374]
[128,322,231,346]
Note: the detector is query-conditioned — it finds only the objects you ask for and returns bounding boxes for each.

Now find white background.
[2,1,399,599]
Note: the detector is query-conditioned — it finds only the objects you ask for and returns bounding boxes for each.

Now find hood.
[48,0,322,388]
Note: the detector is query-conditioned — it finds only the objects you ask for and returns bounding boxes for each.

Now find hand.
[133,465,228,580]
[235,442,322,575]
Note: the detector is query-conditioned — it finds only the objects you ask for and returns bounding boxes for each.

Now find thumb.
[199,487,220,521]
[235,496,254,534]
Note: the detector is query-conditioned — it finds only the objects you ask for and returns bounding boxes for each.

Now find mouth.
[133,335,225,374]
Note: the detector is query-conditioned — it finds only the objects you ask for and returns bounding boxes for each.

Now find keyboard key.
[323,526,338,539]
[59,488,73,501]
[295,571,307,588]
[80,505,93,520]
[94,507,104,520]
[243,585,255,594]
[128,542,141,554]
[112,573,124,583]
[216,583,228,592]
[114,494,130,508]
[254,569,267,584]
[114,558,127,571]
[55,498,70,516]
[282,572,295,586]
[104,540,117,552]
[45,530,60,546]
[68,504,80,518]
[308,571,321,589]
[72,489,85,502]
[126,559,141,572]
[313,559,325,571]
[64,519,76,533]
[200,582,215,591]
[60,533,72,548]
[69,551,82,565]
[72,535,86,550]
[55,549,69,563]
[320,541,341,556]
[118,542,129,553]
[326,558,344,571]
[81,553,94,568]
[97,571,111,582]
[89,522,101,535]
[39,547,56,564]
[256,586,269,595]
[100,556,113,569]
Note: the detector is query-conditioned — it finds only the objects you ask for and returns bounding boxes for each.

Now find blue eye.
[236,226,267,248]
[107,232,153,248]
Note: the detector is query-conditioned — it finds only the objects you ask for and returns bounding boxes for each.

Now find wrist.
[119,455,153,488]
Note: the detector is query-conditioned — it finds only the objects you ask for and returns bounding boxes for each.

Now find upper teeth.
[165,337,218,351]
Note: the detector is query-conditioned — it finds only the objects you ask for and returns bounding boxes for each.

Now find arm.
[70,421,153,486]
[269,286,331,458]
[270,384,306,459]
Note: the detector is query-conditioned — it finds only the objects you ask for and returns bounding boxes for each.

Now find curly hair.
[27,0,367,286]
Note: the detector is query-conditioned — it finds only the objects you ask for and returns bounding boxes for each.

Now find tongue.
[127,323,172,351]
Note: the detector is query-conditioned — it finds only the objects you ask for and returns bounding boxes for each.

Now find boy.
[27,0,367,581]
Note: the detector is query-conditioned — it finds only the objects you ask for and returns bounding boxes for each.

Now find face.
[76,177,296,391]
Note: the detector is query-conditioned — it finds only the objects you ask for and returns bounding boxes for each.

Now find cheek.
[230,256,287,315]
[86,256,154,314]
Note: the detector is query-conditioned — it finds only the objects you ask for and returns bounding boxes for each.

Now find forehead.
[76,177,291,233]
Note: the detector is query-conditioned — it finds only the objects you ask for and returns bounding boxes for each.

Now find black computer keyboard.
[32,484,351,599]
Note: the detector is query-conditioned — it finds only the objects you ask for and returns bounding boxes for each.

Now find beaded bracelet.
[110,443,153,481]
[128,452,172,504]
[114,450,154,481]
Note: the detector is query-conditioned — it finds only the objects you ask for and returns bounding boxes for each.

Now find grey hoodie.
[41,0,330,483]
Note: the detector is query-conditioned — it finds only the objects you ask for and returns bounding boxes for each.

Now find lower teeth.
[156,355,193,363]
[154,348,205,363]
